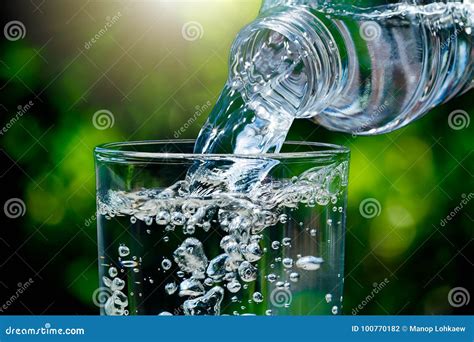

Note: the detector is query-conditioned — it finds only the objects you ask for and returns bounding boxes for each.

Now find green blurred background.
[0,0,472,315]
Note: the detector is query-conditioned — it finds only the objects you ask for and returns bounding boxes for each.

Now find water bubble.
[165,282,177,295]
[282,258,293,268]
[252,292,264,303]
[179,278,205,297]
[271,241,280,250]
[108,267,118,278]
[276,281,285,288]
[177,271,185,278]
[158,311,173,316]
[238,261,257,282]
[163,236,169,242]
[231,296,238,302]
[206,254,229,280]
[202,222,211,232]
[145,217,153,226]
[173,238,208,279]
[331,305,338,315]
[161,258,172,270]
[183,286,224,315]
[267,274,277,282]
[121,260,138,268]
[289,272,299,282]
[171,212,186,225]
[133,268,140,273]
[265,309,272,316]
[118,245,130,257]
[111,277,125,291]
[244,242,263,262]
[325,293,332,303]
[282,237,291,246]
[102,276,112,288]
[184,225,195,235]
[227,279,242,293]
[156,211,171,225]
[310,229,317,236]
[204,278,214,286]
[279,214,288,223]
[295,256,324,271]
[130,217,137,224]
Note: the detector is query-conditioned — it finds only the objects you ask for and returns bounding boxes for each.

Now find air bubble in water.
[121,260,138,268]
[238,261,257,282]
[173,238,208,279]
[267,274,277,282]
[111,277,125,291]
[183,286,224,315]
[295,256,324,271]
[265,309,272,316]
[310,229,317,236]
[156,211,170,225]
[252,292,263,303]
[289,272,299,282]
[282,258,293,268]
[227,279,242,293]
[118,245,130,257]
[108,267,118,278]
[331,305,338,315]
[179,278,205,297]
[271,241,280,250]
[165,282,177,295]
[158,311,173,316]
[171,212,186,225]
[102,276,112,288]
[282,237,291,246]
[161,258,172,270]
[130,217,137,224]
[325,293,332,303]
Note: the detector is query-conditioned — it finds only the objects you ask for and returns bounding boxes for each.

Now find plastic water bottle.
[224,0,473,135]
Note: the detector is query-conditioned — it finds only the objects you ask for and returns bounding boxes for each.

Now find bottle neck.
[228,6,344,118]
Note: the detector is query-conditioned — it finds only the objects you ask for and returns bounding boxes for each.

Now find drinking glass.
[94,140,349,315]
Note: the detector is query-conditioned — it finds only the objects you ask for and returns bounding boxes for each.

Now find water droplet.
[289,272,299,282]
[111,277,125,291]
[156,211,170,225]
[118,245,130,257]
[282,258,293,268]
[238,261,257,282]
[179,278,205,297]
[161,258,172,270]
[267,274,277,282]
[252,292,263,303]
[325,293,332,303]
[165,282,177,295]
[295,256,324,271]
[227,279,242,293]
[108,267,118,278]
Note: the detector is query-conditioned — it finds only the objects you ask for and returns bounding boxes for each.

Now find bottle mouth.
[229,7,342,118]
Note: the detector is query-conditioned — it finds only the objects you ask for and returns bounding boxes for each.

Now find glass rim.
[94,139,350,160]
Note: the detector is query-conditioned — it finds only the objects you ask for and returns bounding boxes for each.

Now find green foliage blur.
[0,0,472,314]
